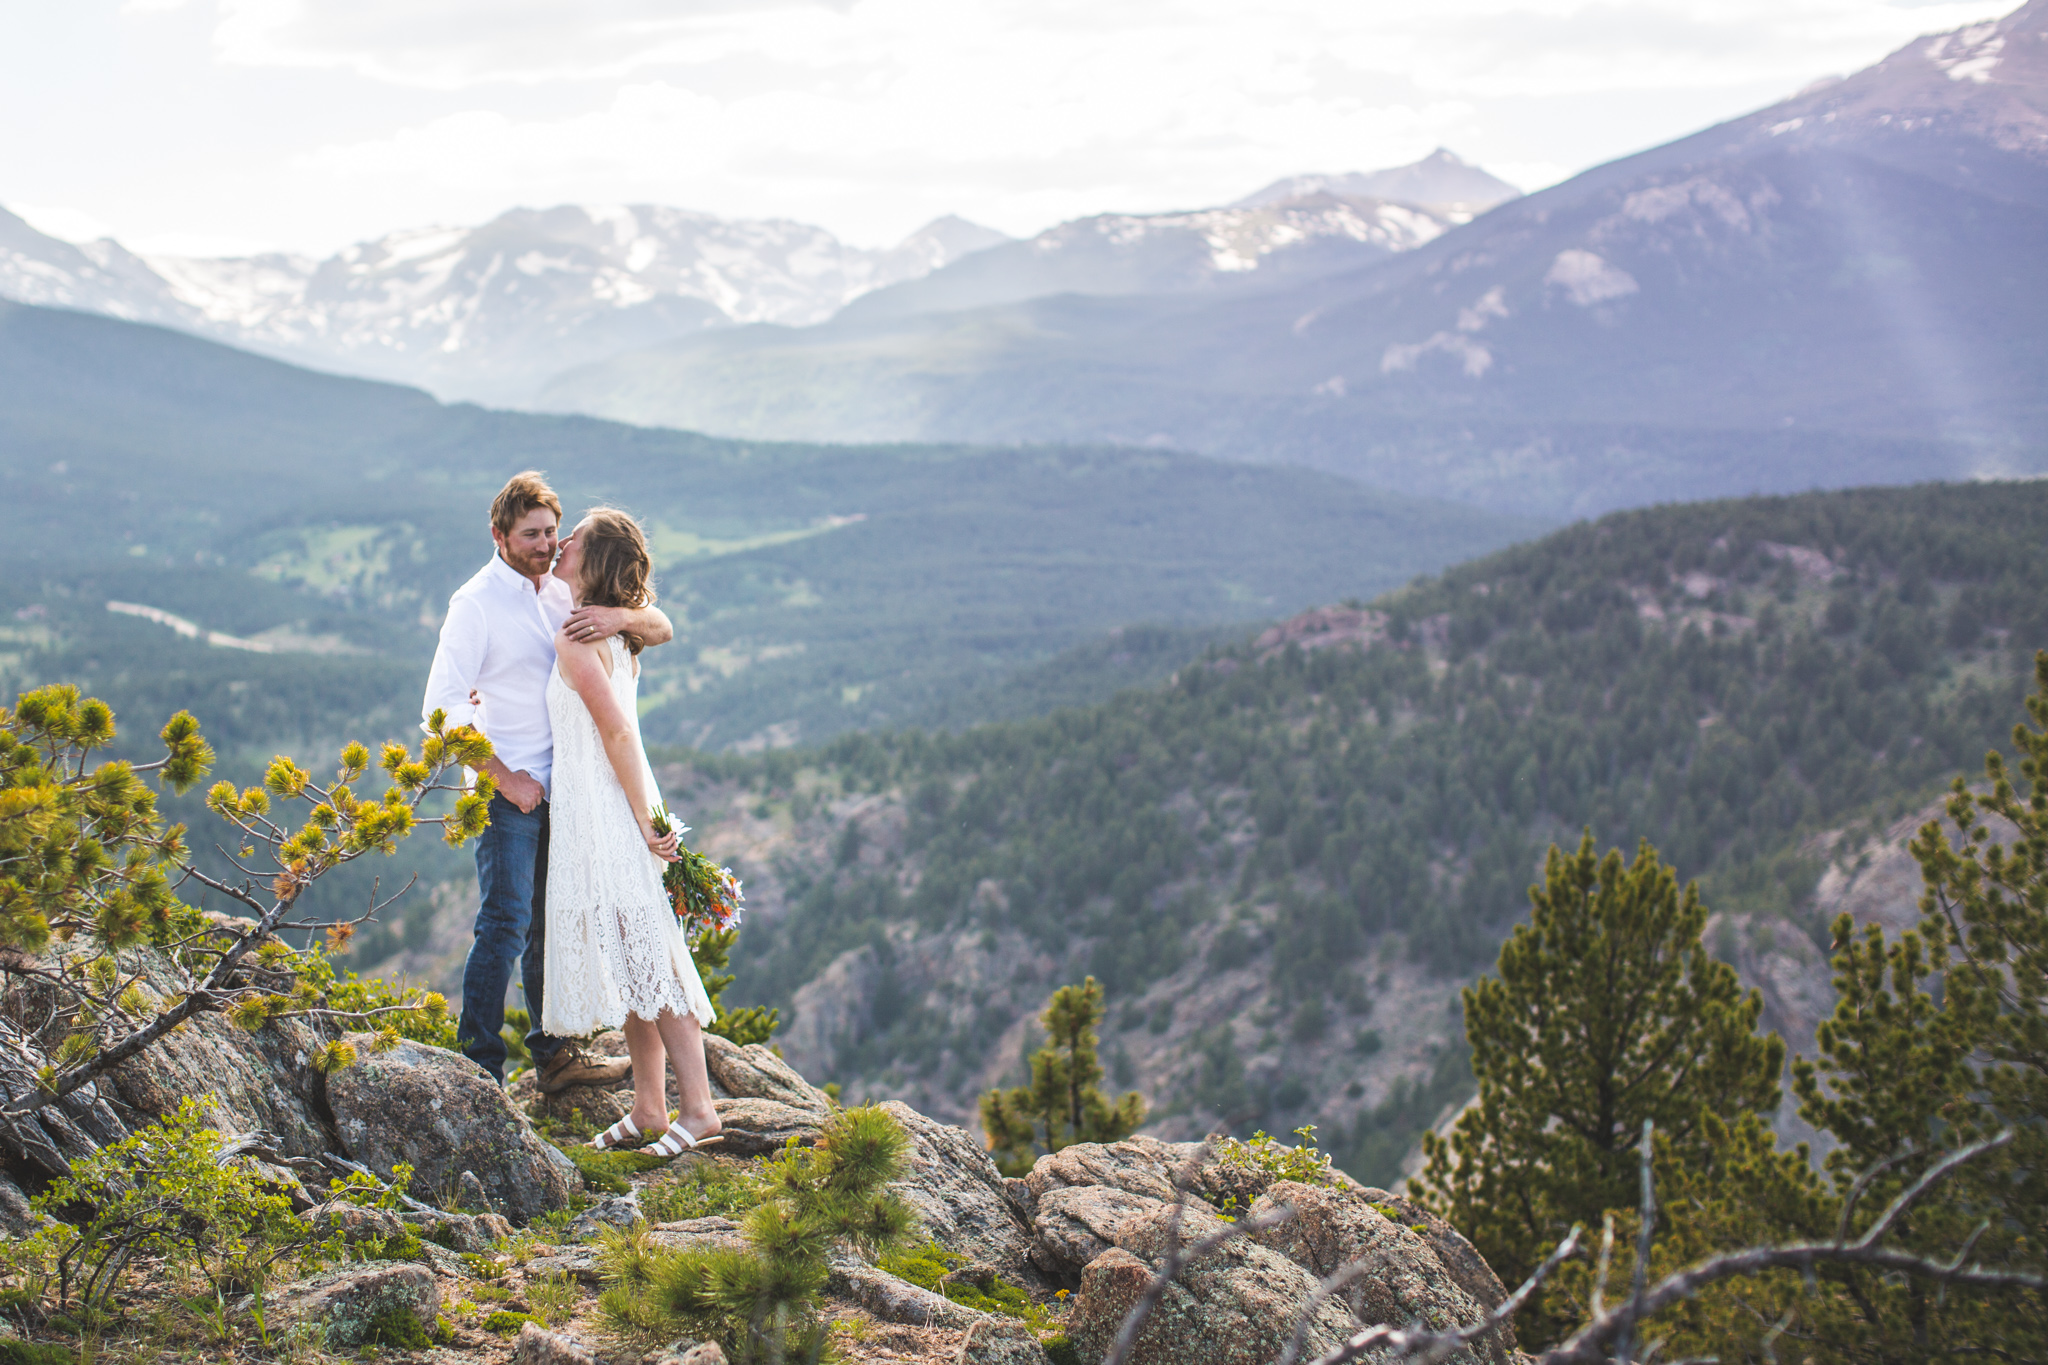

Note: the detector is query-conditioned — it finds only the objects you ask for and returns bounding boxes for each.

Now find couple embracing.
[421,471,719,1156]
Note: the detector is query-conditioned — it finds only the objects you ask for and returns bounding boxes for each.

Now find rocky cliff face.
[0,942,1520,1365]
[633,763,1472,1166]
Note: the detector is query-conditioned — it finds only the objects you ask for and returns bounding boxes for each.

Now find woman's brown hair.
[573,508,657,655]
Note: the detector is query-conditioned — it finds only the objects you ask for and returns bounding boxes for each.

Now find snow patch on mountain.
[0,201,1010,403]
[1048,193,1450,276]
[1546,250,1639,308]
[1928,24,2007,83]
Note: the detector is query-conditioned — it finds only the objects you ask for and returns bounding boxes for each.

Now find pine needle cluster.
[0,685,493,1114]
[598,1105,916,1363]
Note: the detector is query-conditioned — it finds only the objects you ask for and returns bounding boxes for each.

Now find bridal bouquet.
[648,802,745,939]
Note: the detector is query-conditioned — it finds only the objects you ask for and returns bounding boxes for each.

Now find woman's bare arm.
[556,634,679,861]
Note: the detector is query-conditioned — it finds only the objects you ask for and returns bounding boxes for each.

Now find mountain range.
[0,205,1009,406]
[0,150,1511,409]
[539,1,2048,519]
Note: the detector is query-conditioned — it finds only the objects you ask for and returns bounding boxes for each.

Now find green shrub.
[1216,1124,1334,1188]
[598,1106,914,1362]
[1,1099,315,1316]
[364,1306,432,1348]
[0,1343,78,1365]
[453,1252,497,1281]
[480,1309,540,1337]
[875,1242,1053,1329]
[640,1160,762,1224]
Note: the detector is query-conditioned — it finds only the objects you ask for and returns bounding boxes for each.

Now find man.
[422,471,676,1089]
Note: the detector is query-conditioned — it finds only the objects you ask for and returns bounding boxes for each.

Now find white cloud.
[1,0,2015,254]
[210,0,2002,95]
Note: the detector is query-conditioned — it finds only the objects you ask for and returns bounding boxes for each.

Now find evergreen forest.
[672,481,2048,1179]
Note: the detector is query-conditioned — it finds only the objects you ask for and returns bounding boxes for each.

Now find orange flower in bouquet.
[648,802,744,939]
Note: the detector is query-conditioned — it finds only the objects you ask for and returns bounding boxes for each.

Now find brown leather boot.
[537,1044,632,1094]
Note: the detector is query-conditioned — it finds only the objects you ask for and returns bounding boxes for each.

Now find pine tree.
[1414,833,1787,1347]
[979,977,1146,1176]
[690,926,781,1047]
[1762,652,2048,1363]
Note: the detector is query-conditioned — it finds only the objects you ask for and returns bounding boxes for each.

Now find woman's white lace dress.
[542,636,714,1036]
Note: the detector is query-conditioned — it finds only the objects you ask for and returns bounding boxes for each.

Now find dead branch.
[1542,1131,2037,1365]
[1615,1119,1657,1364]
[1311,1223,1586,1365]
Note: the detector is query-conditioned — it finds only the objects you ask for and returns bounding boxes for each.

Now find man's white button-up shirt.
[422,554,574,796]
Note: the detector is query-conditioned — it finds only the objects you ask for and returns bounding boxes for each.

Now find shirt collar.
[484,551,558,598]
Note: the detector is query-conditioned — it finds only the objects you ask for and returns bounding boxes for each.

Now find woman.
[542,507,722,1156]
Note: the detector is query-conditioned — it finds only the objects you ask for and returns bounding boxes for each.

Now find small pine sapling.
[599,1105,916,1363]
[979,977,1146,1177]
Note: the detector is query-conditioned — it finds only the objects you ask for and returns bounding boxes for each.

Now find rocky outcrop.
[879,1101,1046,1293]
[513,1321,598,1365]
[1020,1147,1510,1365]
[1020,1137,1228,1283]
[1023,1135,1202,1205]
[322,1033,578,1223]
[955,1317,1052,1365]
[0,1051,144,1182]
[657,1346,730,1365]
[1250,1182,1508,1363]
[713,1097,828,1156]
[651,1215,750,1255]
[1355,1186,1512,1335]
[1065,1208,1357,1365]
[104,1004,338,1158]
[705,1034,832,1115]
[827,1246,989,1329]
[1031,1186,1171,1280]
[271,1261,441,1349]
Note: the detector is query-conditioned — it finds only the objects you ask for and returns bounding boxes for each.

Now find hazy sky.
[0,0,2005,256]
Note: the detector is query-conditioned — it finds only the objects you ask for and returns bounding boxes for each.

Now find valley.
[0,295,1535,936]
[3,0,2044,1201]
[338,482,2048,1185]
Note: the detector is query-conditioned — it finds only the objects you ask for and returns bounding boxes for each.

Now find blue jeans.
[457,794,566,1080]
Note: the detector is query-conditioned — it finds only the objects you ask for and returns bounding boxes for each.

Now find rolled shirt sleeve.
[422,593,489,735]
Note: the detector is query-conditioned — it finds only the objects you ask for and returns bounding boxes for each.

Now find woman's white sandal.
[648,1119,721,1158]
[590,1116,642,1151]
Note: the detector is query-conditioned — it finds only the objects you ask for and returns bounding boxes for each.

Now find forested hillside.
[0,299,1534,928]
[661,482,2047,1181]
[0,299,1527,761]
